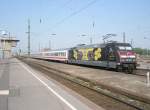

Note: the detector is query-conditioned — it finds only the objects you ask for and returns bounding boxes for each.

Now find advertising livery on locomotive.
[35,42,137,73]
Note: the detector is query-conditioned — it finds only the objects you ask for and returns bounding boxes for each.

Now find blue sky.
[0,0,150,53]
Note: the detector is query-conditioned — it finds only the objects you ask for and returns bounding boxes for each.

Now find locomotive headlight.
[127,58,131,61]
[132,58,136,62]
[121,58,136,62]
[121,58,125,62]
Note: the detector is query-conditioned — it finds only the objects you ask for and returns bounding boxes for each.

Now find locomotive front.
[115,43,137,73]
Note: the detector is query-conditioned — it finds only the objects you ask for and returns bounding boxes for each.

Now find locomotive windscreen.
[118,46,132,50]
[114,43,132,51]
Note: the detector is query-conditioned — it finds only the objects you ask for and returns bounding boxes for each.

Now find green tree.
[133,48,150,55]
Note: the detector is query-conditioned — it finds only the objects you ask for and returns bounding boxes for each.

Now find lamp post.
[49,34,56,50]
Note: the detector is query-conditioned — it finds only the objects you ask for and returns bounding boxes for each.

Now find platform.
[0,59,9,110]
[0,58,104,110]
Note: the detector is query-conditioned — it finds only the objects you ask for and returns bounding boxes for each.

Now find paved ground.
[0,58,104,110]
[137,61,150,69]
[27,58,150,100]
[0,59,9,110]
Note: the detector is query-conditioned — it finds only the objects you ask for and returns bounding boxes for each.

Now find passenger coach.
[39,49,69,62]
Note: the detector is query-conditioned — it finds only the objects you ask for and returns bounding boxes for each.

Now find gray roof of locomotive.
[73,43,106,49]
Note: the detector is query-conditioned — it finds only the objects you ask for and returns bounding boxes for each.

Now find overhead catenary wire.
[50,0,99,30]
[39,0,73,24]
[61,0,73,8]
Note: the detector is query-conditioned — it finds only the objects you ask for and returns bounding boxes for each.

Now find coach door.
[102,46,109,67]
[107,46,116,68]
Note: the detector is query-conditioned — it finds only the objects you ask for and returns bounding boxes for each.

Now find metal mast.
[123,32,126,43]
[27,19,31,56]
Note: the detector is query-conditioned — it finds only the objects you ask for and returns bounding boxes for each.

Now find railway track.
[135,69,149,77]
[31,57,149,77]
[34,57,149,77]
[19,57,150,110]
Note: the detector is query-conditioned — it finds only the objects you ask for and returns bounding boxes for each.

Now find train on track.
[32,42,137,73]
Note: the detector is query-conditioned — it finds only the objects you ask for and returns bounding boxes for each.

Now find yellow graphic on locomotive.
[73,48,101,61]
[73,49,78,60]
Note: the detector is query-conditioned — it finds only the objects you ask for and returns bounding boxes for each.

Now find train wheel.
[116,66,122,72]
[64,60,68,63]
[127,68,133,74]
[126,65,134,74]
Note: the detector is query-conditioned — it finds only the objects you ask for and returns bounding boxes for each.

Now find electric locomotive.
[68,42,136,73]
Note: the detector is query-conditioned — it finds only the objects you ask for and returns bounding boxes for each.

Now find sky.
[0,0,150,53]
